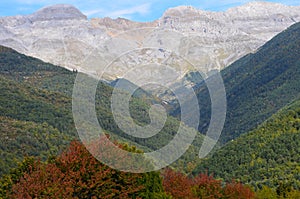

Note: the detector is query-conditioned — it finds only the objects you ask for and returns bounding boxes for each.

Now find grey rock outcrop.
[0,2,300,87]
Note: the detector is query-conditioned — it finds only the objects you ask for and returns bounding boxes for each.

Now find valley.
[0,2,299,198]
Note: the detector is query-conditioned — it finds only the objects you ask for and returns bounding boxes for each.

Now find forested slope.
[193,98,300,189]
[172,22,300,143]
[0,45,206,175]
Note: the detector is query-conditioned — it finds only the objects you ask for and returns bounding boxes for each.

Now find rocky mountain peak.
[242,1,288,8]
[0,1,300,92]
[226,1,300,16]
[29,4,87,21]
[162,5,204,18]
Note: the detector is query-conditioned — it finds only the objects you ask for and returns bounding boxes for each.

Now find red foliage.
[192,173,223,198]
[9,140,145,199]
[162,168,193,198]
[162,168,255,199]
[224,180,255,199]
[11,161,73,199]
[7,138,255,199]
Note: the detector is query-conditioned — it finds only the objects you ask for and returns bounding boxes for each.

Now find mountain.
[0,45,210,175]
[172,21,300,143]
[0,46,77,136]
[0,2,300,85]
[29,4,87,21]
[192,97,300,190]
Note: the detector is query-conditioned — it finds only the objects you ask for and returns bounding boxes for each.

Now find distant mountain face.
[0,2,300,84]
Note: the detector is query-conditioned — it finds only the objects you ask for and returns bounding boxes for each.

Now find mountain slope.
[173,22,300,143]
[0,46,208,175]
[0,116,70,176]
[193,97,300,189]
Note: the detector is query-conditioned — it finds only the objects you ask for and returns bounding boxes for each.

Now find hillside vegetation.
[0,45,206,175]
[193,97,300,190]
[172,22,300,143]
[0,116,70,176]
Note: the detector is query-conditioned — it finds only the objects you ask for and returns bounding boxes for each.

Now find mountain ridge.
[29,4,87,21]
[172,21,300,143]
[0,1,300,87]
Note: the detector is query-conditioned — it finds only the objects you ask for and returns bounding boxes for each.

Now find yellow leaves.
[255,185,277,199]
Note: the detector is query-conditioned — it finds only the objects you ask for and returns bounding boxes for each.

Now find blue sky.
[1,0,300,22]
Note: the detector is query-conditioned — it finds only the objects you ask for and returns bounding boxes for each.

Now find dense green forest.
[172,22,300,144]
[0,45,208,176]
[193,97,300,190]
[0,116,71,176]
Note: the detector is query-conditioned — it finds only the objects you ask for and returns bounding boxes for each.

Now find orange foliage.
[162,168,193,198]
[224,180,255,199]
[7,139,255,199]
[162,168,255,199]
[9,140,145,199]
[192,173,223,198]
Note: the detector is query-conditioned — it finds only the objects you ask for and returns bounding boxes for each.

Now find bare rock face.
[0,2,300,87]
[29,4,87,22]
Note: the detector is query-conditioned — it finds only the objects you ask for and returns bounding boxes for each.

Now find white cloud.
[105,3,151,19]
[83,9,104,17]
[82,3,151,19]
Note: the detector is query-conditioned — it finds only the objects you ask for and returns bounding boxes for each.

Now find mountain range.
[0,2,300,84]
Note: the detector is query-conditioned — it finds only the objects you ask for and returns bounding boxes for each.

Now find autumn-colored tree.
[162,168,194,199]
[11,161,73,199]
[0,157,36,198]
[6,140,168,199]
[223,180,255,199]
[191,173,223,198]
[255,185,277,199]
[162,168,256,199]
[255,185,300,199]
